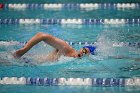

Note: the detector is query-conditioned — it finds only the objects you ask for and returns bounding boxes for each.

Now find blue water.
[0,0,140,93]
[0,24,140,78]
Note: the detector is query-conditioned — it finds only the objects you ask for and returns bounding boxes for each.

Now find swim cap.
[83,45,96,55]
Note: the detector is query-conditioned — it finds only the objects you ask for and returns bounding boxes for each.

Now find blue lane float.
[0,19,140,25]
[40,19,61,25]
[0,77,140,86]
[3,3,140,9]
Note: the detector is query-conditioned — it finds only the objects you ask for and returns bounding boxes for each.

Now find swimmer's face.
[77,48,90,58]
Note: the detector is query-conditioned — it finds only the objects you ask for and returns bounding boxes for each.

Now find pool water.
[1,7,140,19]
[0,24,140,78]
[0,0,140,93]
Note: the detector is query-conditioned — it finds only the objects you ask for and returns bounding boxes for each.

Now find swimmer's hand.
[12,51,20,59]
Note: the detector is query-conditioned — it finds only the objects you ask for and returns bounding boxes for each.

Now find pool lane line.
[0,19,140,25]
[1,3,140,9]
[0,77,140,86]
[0,41,140,48]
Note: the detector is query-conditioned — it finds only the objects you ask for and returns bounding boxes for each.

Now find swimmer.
[14,32,96,61]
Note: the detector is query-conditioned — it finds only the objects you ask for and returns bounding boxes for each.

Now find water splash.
[95,35,116,58]
[0,41,76,66]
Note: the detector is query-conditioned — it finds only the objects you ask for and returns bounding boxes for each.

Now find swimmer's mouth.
[78,54,81,57]
[78,54,83,59]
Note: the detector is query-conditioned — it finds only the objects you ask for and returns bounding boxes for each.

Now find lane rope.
[0,19,140,24]
[0,77,140,86]
[2,3,140,9]
[0,41,139,48]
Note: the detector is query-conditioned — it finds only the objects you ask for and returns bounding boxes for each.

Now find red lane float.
[0,4,4,9]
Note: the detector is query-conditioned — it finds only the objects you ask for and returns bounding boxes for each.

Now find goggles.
[82,48,88,54]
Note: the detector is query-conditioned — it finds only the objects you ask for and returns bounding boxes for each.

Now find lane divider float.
[0,3,4,9]
[0,41,140,48]
[0,19,140,24]
[0,77,140,86]
[3,3,140,9]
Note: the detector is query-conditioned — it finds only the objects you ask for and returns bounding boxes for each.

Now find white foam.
[89,55,104,61]
[95,35,116,58]
[58,55,75,62]
[0,41,20,46]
